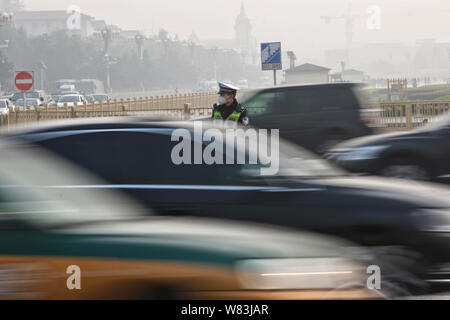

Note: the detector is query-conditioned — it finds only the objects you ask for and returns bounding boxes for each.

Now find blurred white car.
[57,94,88,107]
[0,99,11,114]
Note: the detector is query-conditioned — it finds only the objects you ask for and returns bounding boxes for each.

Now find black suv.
[240,83,373,154]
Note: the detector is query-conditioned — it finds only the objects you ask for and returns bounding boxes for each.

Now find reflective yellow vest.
[213,109,243,128]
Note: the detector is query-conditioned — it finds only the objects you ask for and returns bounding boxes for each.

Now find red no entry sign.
[15,71,34,91]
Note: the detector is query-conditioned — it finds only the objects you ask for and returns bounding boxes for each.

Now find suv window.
[243,92,281,116]
[283,86,360,114]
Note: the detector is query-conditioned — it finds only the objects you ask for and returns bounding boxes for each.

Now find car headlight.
[330,145,389,161]
[412,209,450,233]
[235,258,365,290]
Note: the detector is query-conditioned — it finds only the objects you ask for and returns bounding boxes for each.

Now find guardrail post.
[184,103,191,120]
[406,103,412,130]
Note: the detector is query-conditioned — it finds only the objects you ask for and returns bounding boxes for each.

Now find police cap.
[218,82,240,95]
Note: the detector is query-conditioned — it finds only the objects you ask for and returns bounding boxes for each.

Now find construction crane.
[320,3,366,51]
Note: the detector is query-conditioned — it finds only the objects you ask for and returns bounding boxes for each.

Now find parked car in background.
[57,94,88,107]
[13,98,42,110]
[326,113,450,183]
[92,94,109,103]
[240,83,373,154]
[0,99,13,114]
[11,91,46,103]
[83,95,95,104]
[51,94,61,103]
[60,91,80,96]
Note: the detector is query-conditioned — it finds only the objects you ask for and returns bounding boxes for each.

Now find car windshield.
[0,101,7,109]
[15,99,37,107]
[59,95,80,103]
[12,92,39,100]
[0,142,148,229]
[93,95,108,102]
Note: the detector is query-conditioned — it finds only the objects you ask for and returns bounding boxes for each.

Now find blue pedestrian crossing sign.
[261,42,282,70]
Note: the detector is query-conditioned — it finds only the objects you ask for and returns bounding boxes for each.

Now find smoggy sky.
[23,0,450,62]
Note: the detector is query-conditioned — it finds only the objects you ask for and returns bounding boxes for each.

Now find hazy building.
[201,2,258,65]
[413,39,450,77]
[0,0,23,12]
[342,69,365,83]
[325,43,413,77]
[285,63,331,84]
[234,1,257,64]
[13,10,96,38]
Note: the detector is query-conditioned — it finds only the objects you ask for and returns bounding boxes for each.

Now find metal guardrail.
[368,101,450,131]
[1,94,449,132]
[0,93,217,128]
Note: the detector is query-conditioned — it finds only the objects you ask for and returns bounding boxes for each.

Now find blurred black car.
[240,83,373,154]
[5,118,450,292]
[326,114,450,183]
[0,139,380,300]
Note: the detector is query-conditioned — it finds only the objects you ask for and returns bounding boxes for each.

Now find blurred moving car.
[359,108,384,128]
[92,94,109,103]
[326,113,450,183]
[7,118,450,293]
[57,94,88,107]
[240,83,373,154]
[0,99,12,114]
[0,141,376,300]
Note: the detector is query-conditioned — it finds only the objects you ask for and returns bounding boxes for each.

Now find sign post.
[261,42,282,86]
[15,71,34,112]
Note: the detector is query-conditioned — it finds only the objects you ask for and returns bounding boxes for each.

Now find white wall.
[285,71,329,84]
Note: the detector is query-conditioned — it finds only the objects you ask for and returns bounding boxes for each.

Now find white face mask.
[218,96,227,105]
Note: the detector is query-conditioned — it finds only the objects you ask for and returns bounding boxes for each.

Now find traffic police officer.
[212,82,249,128]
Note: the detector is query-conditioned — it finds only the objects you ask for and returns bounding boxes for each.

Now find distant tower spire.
[235,0,253,63]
